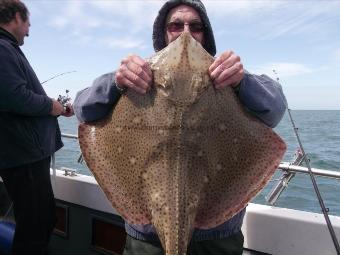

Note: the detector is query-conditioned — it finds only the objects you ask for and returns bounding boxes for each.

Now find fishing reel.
[57,89,72,113]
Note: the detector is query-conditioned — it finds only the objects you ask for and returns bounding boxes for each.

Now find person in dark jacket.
[74,0,287,254]
[0,1,73,254]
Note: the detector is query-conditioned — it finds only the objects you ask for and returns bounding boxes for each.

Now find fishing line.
[41,70,76,84]
[273,70,340,254]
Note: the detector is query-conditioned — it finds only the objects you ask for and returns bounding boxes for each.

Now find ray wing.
[78,32,286,255]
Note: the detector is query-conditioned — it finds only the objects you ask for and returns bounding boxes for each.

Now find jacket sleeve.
[0,43,52,116]
[238,71,287,128]
[74,71,287,126]
[73,72,122,122]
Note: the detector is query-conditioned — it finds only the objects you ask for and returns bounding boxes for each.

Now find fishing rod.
[41,71,75,110]
[0,71,75,113]
[273,70,340,254]
[41,70,76,84]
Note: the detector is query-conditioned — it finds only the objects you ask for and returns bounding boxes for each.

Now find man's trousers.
[0,157,56,255]
[123,231,244,255]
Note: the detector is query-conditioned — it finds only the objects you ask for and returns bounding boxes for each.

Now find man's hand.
[209,51,244,89]
[115,54,153,94]
[50,100,74,117]
[50,99,65,116]
[62,103,74,117]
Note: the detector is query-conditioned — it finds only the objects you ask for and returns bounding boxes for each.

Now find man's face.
[13,12,30,46]
[165,5,204,46]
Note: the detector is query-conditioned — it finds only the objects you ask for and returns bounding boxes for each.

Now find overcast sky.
[22,0,340,110]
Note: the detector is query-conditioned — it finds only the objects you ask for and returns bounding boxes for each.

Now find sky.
[21,0,340,110]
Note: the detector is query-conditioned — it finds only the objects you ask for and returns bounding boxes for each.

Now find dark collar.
[0,27,19,45]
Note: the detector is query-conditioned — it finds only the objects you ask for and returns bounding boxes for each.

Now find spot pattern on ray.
[78,32,286,255]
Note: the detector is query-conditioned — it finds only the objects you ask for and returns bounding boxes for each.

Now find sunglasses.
[166,21,205,33]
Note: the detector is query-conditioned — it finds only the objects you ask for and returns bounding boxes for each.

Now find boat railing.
[278,163,340,179]
[51,133,79,178]
[60,133,78,140]
[56,133,340,205]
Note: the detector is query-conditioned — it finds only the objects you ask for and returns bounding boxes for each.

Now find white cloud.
[42,1,164,50]
[204,1,340,41]
[89,1,164,16]
[335,48,340,61]
[86,1,164,34]
[48,1,106,30]
[258,3,340,40]
[49,1,162,30]
[50,17,69,29]
[251,62,314,78]
[101,37,146,50]
[33,0,340,51]
[204,0,283,16]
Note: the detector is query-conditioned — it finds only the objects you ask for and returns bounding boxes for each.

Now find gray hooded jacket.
[73,0,287,243]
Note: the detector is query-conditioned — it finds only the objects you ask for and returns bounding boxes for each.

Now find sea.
[56,110,340,216]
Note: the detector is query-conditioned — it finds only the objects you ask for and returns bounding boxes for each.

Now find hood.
[152,0,216,56]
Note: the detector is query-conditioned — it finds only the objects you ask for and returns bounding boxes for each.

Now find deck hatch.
[91,217,126,255]
[54,203,69,238]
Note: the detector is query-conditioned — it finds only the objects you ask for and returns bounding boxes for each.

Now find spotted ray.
[78,32,286,255]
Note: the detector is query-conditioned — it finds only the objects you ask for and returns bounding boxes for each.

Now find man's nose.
[183,24,191,33]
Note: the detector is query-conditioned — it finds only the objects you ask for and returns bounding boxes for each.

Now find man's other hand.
[115,54,153,94]
[209,51,244,89]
